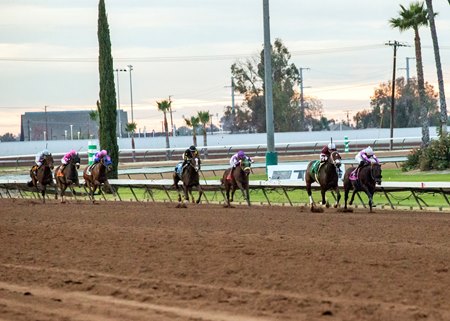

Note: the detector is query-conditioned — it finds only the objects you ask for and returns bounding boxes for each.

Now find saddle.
[310,161,325,182]
[350,163,369,181]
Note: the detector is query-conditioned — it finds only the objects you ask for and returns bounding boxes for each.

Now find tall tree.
[425,0,447,135]
[390,2,430,147]
[231,39,300,133]
[156,100,171,159]
[97,0,119,178]
[184,115,200,146]
[354,77,440,129]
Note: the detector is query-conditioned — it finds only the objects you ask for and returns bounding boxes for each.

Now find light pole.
[115,68,127,138]
[127,65,134,123]
[263,0,277,167]
[44,105,48,141]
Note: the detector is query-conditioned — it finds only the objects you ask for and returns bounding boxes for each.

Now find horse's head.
[371,162,382,185]
[72,153,81,169]
[240,158,252,175]
[43,154,54,170]
[102,156,113,173]
[329,151,342,169]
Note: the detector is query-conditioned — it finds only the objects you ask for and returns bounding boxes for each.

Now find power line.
[2,43,437,64]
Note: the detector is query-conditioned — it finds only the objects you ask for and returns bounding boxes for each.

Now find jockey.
[60,149,77,172]
[86,149,110,175]
[320,142,337,162]
[227,150,253,180]
[355,146,379,171]
[32,149,51,174]
[182,145,199,167]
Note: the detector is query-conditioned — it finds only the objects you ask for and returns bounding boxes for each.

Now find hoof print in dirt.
[337,208,353,213]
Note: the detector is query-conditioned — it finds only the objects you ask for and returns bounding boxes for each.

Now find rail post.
[88,141,97,165]
[344,136,349,152]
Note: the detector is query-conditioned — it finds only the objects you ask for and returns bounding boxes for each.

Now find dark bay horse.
[83,157,113,202]
[343,162,382,212]
[55,153,81,203]
[305,151,342,209]
[173,156,203,208]
[27,154,56,203]
[221,158,251,207]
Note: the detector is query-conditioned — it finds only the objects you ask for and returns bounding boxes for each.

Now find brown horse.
[343,162,382,212]
[83,157,113,202]
[221,158,251,207]
[305,151,342,209]
[27,153,56,203]
[55,153,81,203]
[173,156,203,208]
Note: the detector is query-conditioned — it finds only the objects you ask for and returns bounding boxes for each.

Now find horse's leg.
[189,187,195,203]
[349,189,357,206]
[182,186,189,208]
[195,185,203,204]
[334,186,341,208]
[224,185,231,207]
[245,186,251,206]
[41,185,46,204]
[320,188,327,207]
[305,174,314,208]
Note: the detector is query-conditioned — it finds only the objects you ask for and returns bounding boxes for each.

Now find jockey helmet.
[364,146,374,156]
[189,145,196,152]
[70,149,77,155]
[328,143,336,150]
[237,150,245,158]
[42,149,50,155]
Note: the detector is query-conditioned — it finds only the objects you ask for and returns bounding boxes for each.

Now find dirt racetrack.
[0,199,449,321]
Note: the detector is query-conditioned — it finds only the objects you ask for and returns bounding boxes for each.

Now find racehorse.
[55,153,81,203]
[305,150,342,209]
[343,162,382,212]
[83,157,113,203]
[27,153,56,203]
[173,156,203,208]
[221,158,251,207]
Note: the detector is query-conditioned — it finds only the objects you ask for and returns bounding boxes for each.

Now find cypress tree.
[97,0,119,178]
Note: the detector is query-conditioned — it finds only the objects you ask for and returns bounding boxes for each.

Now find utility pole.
[298,67,310,131]
[127,65,134,123]
[224,77,236,133]
[263,0,277,167]
[385,40,407,150]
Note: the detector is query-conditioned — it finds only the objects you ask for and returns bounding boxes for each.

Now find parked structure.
[20,110,127,141]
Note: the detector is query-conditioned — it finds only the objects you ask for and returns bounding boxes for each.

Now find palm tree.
[156,99,171,159]
[390,2,430,147]
[125,122,137,162]
[197,111,210,158]
[184,115,200,146]
[425,0,447,135]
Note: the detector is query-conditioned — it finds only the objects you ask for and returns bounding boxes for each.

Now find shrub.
[402,135,450,171]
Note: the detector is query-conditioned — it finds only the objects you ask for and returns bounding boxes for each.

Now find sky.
[0,0,449,136]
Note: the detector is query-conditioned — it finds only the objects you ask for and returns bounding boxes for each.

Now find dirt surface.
[0,199,449,321]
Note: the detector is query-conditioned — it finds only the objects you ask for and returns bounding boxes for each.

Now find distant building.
[20,110,128,141]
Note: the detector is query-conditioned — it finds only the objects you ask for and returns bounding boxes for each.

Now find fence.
[1,177,449,211]
[0,135,426,167]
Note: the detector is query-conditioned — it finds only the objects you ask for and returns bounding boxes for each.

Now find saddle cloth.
[175,162,183,178]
